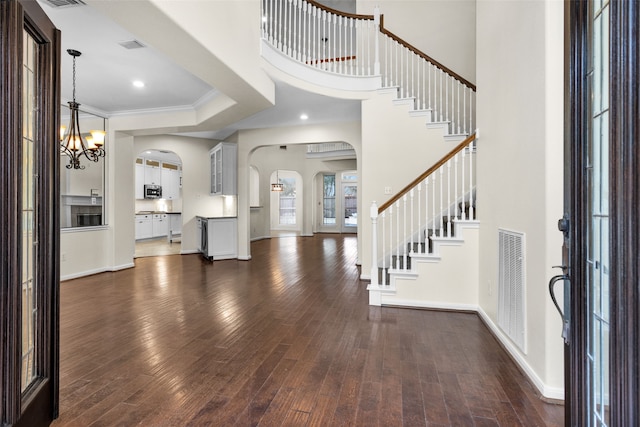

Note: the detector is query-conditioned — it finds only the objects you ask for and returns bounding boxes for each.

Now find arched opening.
[134,149,183,257]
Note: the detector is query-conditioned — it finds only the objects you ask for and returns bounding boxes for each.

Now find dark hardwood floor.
[52,234,564,426]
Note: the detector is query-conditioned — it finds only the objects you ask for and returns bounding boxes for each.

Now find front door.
[562,0,640,424]
[0,1,60,425]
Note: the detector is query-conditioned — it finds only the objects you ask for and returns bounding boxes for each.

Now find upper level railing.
[261,0,476,135]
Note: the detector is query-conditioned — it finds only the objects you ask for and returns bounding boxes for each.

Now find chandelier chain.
[72,55,76,102]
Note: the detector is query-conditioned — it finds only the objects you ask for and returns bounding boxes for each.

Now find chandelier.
[271,169,283,191]
[60,49,106,170]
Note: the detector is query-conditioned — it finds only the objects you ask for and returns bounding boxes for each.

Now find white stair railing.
[369,134,477,286]
[261,0,476,134]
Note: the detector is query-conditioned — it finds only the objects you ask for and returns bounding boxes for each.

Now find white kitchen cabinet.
[135,214,152,240]
[152,213,168,237]
[136,157,181,200]
[144,159,161,185]
[161,163,181,200]
[209,142,237,195]
[135,159,145,199]
[197,216,237,260]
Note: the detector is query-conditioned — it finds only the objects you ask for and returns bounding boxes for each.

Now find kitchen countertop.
[135,211,182,215]
[196,215,237,219]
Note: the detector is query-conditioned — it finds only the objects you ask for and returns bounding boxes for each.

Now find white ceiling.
[38,0,361,140]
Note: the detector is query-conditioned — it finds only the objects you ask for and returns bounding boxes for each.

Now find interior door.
[562,0,640,424]
[0,1,60,425]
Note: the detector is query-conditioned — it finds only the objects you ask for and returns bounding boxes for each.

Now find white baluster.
[439,167,444,236]
[301,2,306,62]
[431,173,436,239]
[424,177,429,253]
[445,74,449,125]
[447,160,451,237]
[350,18,354,75]
[395,201,401,270]
[285,0,289,55]
[343,17,348,74]
[457,83,461,134]
[411,51,415,102]
[389,205,394,270]
[410,189,415,256]
[400,43,404,98]
[381,211,386,285]
[308,5,312,66]
[454,152,459,221]
[374,8,380,75]
[331,15,340,72]
[292,0,297,59]
[370,201,379,287]
[463,86,467,135]
[439,71,443,121]
[321,10,326,66]
[402,196,407,270]
[461,146,467,220]
[417,184,421,253]
[469,140,474,220]
[393,38,396,86]
[313,6,317,68]
[343,15,347,74]
[274,0,279,49]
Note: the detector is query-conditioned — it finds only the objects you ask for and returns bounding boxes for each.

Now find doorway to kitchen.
[134,149,183,258]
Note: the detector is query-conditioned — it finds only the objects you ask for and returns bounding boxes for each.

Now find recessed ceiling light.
[300,113,309,120]
[133,80,145,88]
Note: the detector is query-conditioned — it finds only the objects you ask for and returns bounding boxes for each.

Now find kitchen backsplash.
[135,198,180,213]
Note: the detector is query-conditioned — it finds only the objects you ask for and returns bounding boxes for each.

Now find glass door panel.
[342,183,357,229]
[587,0,610,424]
[323,174,336,225]
[21,27,38,394]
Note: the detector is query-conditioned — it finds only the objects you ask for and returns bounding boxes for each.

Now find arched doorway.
[134,149,183,257]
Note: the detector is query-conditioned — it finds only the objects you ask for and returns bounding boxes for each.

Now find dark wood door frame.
[566,0,640,424]
[0,0,60,425]
[609,0,640,424]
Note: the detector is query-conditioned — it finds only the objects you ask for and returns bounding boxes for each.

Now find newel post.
[374,7,380,75]
[370,201,379,286]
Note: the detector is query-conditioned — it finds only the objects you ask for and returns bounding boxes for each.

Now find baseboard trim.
[180,249,200,255]
[381,299,477,313]
[237,255,252,261]
[477,307,565,401]
[250,236,271,242]
[61,262,135,282]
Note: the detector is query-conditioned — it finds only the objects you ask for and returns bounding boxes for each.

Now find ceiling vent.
[119,40,146,50]
[42,0,85,8]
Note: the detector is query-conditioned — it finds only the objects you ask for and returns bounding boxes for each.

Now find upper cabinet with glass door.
[59,107,106,228]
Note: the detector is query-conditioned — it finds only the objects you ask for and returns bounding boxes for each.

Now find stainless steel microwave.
[144,184,162,199]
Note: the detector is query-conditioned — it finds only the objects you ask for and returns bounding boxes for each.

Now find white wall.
[476,0,564,398]
[60,131,136,280]
[357,0,476,83]
[360,90,461,280]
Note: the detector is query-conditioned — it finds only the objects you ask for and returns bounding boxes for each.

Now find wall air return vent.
[497,229,526,353]
[42,0,85,8]
[119,40,147,50]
